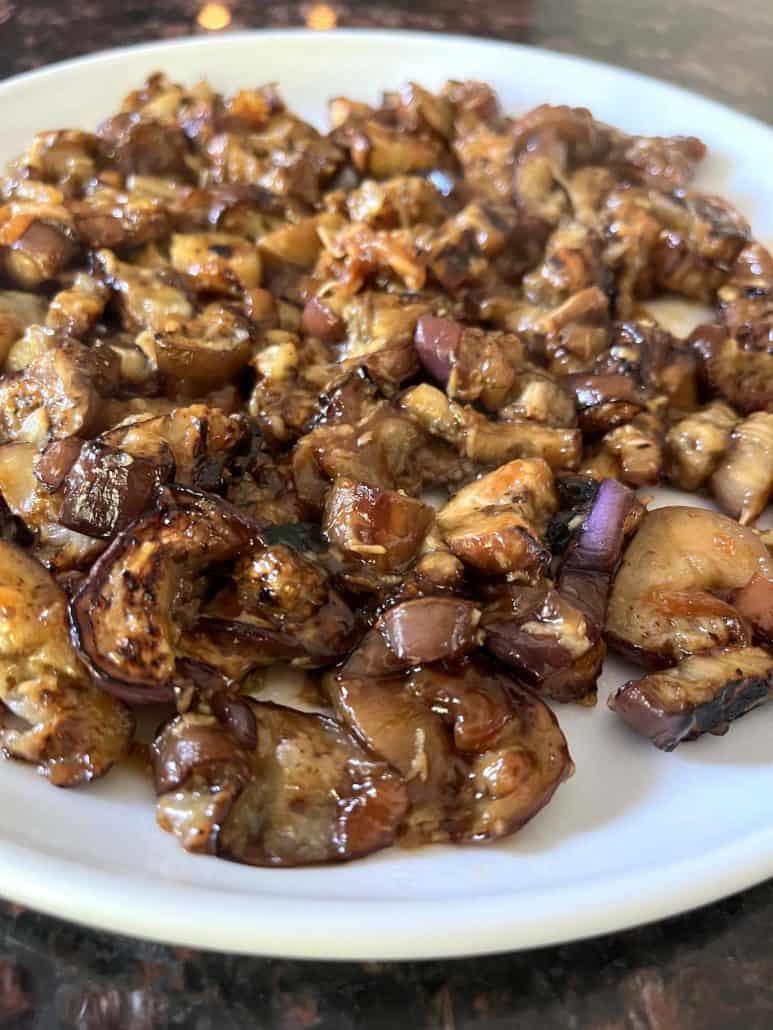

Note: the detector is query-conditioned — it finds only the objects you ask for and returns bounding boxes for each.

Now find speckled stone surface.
[0,2,772,1027]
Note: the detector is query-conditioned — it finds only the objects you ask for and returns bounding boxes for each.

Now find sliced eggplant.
[153,699,408,866]
[609,646,773,750]
[70,488,261,702]
[606,506,773,667]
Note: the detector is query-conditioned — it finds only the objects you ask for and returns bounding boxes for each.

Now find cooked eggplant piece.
[0,442,104,570]
[611,132,706,192]
[606,506,773,667]
[153,699,408,866]
[72,183,170,250]
[0,541,133,785]
[136,303,255,394]
[652,193,750,303]
[564,373,646,433]
[300,297,345,342]
[93,249,193,332]
[0,291,48,368]
[59,441,168,539]
[169,232,262,295]
[499,370,576,428]
[1,213,78,289]
[436,459,557,577]
[665,401,739,491]
[593,412,664,487]
[323,477,434,571]
[328,657,572,843]
[691,324,773,415]
[98,112,192,178]
[484,477,639,703]
[178,617,306,681]
[228,542,359,665]
[399,384,583,470]
[609,646,773,751]
[34,437,84,492]
[346,175,445,228]
[101,404,248,491]
[342,597,482,677]
[710,412,773,524]
[731,573,773,645]
[292,407,465,510]
[334,292,432,388]
[717,242,773,334]
[70,488,261,702]
[482,583,604,704]
[414,315,525,410]
[0,335,105,447]
[558,477,642,631]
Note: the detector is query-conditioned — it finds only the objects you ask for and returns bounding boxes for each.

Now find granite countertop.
[0,2,772,1027]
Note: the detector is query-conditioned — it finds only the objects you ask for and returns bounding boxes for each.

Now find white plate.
[1,29,772,961]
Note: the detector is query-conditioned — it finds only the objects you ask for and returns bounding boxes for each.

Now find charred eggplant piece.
[436,458,557,577]
[70,488,261,702]
[609,646,773,750]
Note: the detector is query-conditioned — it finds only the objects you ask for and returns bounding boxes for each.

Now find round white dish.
[1,29,772,961]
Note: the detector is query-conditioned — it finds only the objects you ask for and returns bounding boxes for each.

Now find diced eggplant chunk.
[230,543,359,664]
[0,541,133,785]
[606,506,773,667]
[154,700,408,866]
[609,646,773,750]
[70,489,261,702]
[59,441,167,539]
[2,219,77,289]
[437,459,556,576]
[323,477,434,571]
[483,584,603,704]
[558,477,642,631]
[169,232,261,295]
[0,337,103,447]
[101,405,248,491]
[342,597,482,677]
[0,442,104,571]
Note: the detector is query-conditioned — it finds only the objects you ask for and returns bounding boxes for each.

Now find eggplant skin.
[69,487,262,703]
[609,647,773,751]
[153,699,409,867]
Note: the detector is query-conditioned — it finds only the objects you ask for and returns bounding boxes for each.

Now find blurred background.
[0,0,770,121]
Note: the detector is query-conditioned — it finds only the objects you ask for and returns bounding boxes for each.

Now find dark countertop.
[0,2,772,1027]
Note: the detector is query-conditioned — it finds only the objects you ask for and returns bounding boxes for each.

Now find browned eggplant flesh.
[0,72,771,865]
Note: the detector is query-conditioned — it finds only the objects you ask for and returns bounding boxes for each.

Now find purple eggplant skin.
[414,314,461,385]
[59,440,170,539]
[609,646,773,751]
[558,477,641,631]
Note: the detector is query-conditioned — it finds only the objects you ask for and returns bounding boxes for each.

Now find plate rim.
[1,27,772,960]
